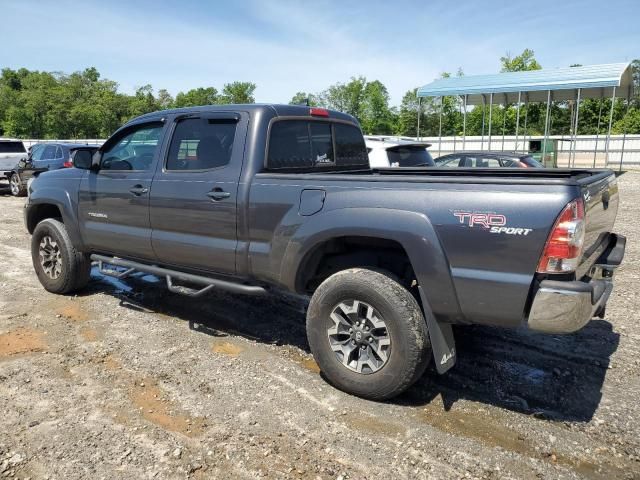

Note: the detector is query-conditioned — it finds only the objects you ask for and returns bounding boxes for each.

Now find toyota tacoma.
[24,104,625,400]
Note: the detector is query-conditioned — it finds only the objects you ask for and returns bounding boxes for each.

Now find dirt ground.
[1,172,639,480]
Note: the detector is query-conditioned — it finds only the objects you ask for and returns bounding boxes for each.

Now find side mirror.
[73,150,94,170]
[90,151,102,171]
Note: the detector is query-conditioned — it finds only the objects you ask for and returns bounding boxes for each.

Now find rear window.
[0,141,26,154]
[387,146,434,167]
[266,120,368,171]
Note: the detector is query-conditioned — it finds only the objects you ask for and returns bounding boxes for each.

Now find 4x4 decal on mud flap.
[453,211,533,236]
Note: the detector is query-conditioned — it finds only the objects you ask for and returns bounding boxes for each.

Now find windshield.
[0,141,26,154]
[387,146,434,167]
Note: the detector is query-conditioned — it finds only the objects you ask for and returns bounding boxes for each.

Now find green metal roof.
[417,63,634,105]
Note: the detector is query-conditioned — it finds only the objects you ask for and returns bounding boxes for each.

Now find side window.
[55,146,63,159]
[101,123,163,171]
[335,123,368,168]
[439,156,461,167]
[166,118,237,171]
[480,157,501,168]
[42,145,56,160]
[31,145,46,161]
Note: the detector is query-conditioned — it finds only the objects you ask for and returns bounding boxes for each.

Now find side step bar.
[91,254,266,297]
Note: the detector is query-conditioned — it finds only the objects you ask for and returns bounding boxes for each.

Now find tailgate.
[577,171,619,277]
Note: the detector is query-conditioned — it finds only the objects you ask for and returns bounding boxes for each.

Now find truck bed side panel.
[248,175,575,328]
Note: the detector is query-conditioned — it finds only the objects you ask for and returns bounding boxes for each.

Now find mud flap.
[418,286,456,374]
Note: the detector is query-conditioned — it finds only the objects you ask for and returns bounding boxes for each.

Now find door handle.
[207,189,231,201]
[129,185,149,196]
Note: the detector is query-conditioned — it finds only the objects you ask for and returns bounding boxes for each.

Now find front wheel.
[306,268,431,400]
[10,173,26,197]
[31,218,91,294]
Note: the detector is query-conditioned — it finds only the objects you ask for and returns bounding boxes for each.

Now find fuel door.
[299,189,326,216]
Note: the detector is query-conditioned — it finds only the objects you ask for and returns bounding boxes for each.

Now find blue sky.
[1,0,638,104]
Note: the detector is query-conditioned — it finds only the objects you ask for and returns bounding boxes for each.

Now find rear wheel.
[9,173,26,197]
[31,218,91,294]
[306,268,431,400]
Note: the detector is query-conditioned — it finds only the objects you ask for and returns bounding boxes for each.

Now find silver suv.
[0,139,27,183]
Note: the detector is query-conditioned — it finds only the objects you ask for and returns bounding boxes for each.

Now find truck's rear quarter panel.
[248,174,578,328]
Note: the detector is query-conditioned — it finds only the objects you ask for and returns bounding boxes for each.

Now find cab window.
[101,123,163,171]
[166,118,237,171]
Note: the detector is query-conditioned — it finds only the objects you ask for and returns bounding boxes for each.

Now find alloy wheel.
[39,235,62,279]
[327,299,391,374]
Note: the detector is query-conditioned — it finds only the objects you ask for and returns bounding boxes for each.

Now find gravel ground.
[0,172,639,480]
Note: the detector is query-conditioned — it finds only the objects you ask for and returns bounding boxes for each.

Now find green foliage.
[289,92,319,106]
[1,52,639,139]
[0,69,261,138]
[500,48,542,72]
[220,81,256,104]
[174,87,218,108]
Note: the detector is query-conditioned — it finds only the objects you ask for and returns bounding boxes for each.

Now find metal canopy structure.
[417,63,634,104]
[416,63,635,170]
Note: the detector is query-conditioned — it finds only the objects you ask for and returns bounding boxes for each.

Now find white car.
[364,136,434,168]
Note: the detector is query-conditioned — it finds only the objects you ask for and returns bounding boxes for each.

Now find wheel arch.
[282,207,464,323]
[26,189,84,250]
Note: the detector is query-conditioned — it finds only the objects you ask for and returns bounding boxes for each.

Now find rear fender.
[281,207,464,323]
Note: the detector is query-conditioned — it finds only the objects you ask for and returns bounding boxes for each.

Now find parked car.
[0,139,27,186]
[364,136,435,168]
[25,104,625,400]
[435,151,544,168]
[9,143,100,196]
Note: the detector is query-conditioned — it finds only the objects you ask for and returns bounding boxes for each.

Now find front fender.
[26,187,84,250]
[281,207,464,323]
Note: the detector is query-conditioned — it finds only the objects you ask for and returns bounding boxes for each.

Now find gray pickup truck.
[24,104,625,400]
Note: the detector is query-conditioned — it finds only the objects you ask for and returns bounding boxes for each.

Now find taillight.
[310,107,329,117]
[537,198,585,273]
[63,161,73,168]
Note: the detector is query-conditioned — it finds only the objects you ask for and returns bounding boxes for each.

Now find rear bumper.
[527,234,626,334]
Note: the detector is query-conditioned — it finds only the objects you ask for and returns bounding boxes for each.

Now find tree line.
[0,49,638,140]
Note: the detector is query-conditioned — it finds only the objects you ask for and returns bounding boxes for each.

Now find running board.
[90,254,266,296]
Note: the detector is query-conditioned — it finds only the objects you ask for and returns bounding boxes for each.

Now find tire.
[306,268,431,400]
[31,218,91,294]
[9,173,26,197]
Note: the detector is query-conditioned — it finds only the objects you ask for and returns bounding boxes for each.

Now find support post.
[416,96,421,141]
[571,88,582,167]
[515,91,521,151]
[480,95,486,150]
[541,90,551,167]
[619,85,632,172]
[523,95,529,153]
[438,96,443,157]
[487,93,493,150]
[462,94,467,150]
[604,86,616,167]
[593,91,604,168]
[501,94,507,151]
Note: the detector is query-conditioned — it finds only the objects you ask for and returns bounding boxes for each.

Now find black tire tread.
[31,218,91,294]
[307,267,431,400]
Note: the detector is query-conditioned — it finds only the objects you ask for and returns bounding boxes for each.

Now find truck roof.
[129,104,359,127]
